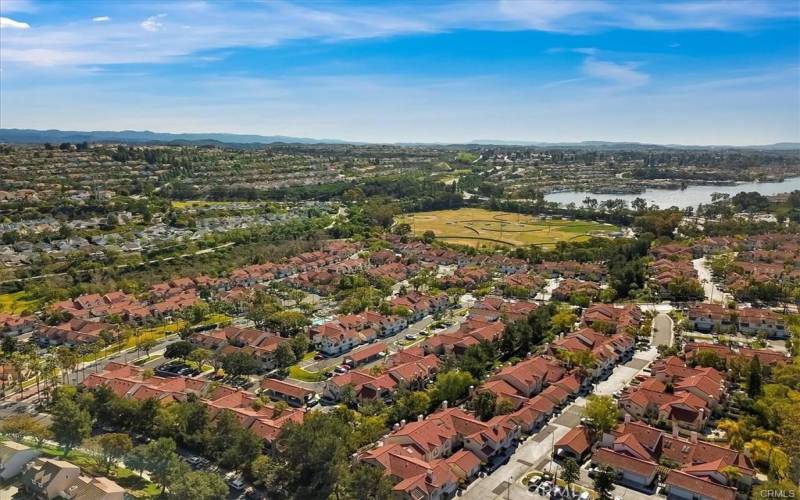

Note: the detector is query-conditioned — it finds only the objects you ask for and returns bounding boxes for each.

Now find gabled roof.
[665,470,736,500]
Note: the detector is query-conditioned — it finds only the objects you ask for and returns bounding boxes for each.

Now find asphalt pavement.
[651,313,674,348]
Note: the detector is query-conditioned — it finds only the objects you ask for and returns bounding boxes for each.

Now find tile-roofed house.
[489,356,561,397]
[582,303,642,334]
[551,279,601,301]
[592,447,658,491]
[594,418,754,497]
[260,378,316,407]
[35,319,116,347]
[664,470,737,500]
[554,425,593,462]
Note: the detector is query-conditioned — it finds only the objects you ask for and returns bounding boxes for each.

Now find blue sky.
[1,0,798,144]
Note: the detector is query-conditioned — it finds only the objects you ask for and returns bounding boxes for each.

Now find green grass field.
[397,208,619,248]
[0,291,42,315]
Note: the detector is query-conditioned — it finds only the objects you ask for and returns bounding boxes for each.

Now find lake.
[544,176,800,209]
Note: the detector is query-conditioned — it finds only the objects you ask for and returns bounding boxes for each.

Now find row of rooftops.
[82,361,305,445]
[591,418,755,500]
[354,298,643,499]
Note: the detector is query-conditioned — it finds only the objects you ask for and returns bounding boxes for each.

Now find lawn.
[0,291,42,315]
[288,364,328,382]
[397,208,619,248]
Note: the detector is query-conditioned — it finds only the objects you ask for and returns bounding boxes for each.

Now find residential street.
[652,313,674,348]
[462,347,659,500]
[692,257,732,305]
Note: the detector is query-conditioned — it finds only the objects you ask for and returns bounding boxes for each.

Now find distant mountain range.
[0,128,797,150]
[468,139,800,150]
[0,128,351,145]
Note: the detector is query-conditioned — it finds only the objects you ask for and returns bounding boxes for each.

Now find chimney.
[469,385,475,396]
[400,419,406,428]
[672,423,679,437]
[442,400,448,410]
[426,469,434,483]
[393,423,400,431]
[690,431,698,443]
[418,414,424,422]
[624,413,631,423]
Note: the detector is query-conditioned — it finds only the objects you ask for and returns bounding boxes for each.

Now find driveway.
[462,348,659,500]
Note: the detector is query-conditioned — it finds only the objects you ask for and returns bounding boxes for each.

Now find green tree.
[268,310,310,337]
[391,391,431,422]
[495,397,516,416]
[593,466,616,500]
[428,370,476,407]
[338,463,394,500]
[561,458,580,494]
[274,342,297,369]
[50,396,93,457]
[169,471,228,500]
[187,347,214,370]
[164,341,195,362]
[583,395,619,434]
[138,438,184,494]
[90,433,132,474]
[472,391,497,421]
[550,308,577,335]
[747,356,763,398]
[220,351,259,377]
[290,333,310,360]
[278,410,354,500]
[207,410,262,470]
[251,455,287,496]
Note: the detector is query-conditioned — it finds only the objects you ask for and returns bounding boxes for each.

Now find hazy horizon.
[1,0,799,145]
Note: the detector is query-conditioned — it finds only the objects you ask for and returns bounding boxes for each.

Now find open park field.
[396,208,620,248]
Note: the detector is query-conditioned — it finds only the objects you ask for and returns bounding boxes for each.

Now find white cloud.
[92,16,111,22]
[582,57,650,88]
[0,0,796,68]
[141,14,166,32]
[0,16,30,29]
[496,0,610,32]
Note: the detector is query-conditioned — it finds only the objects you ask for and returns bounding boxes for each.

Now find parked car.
[528,476,543,489]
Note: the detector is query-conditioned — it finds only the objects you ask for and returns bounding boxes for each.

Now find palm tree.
[55,347,73,384]
[27,355,42,404]
[42,354,59,403]
[9,352,29,401]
